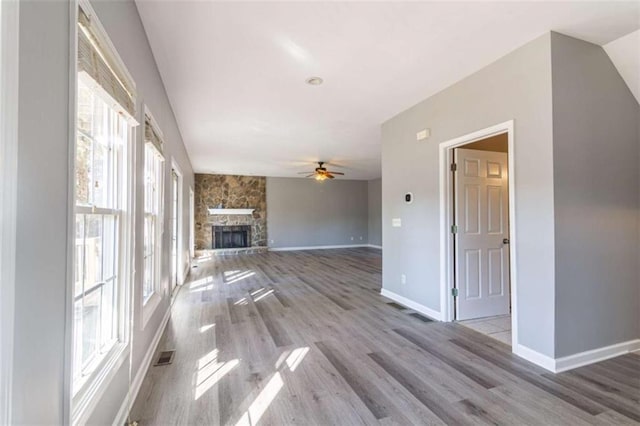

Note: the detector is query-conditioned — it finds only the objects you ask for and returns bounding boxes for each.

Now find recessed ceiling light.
[305,77,323,86]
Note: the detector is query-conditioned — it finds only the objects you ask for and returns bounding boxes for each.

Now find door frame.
[439,120,518,347]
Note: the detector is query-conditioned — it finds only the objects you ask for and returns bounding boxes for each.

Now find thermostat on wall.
[405,192,413,204]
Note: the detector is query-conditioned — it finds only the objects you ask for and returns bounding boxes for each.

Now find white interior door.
[454,148,510,320]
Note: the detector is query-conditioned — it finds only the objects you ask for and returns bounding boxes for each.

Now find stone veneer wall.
[195,174,267,249]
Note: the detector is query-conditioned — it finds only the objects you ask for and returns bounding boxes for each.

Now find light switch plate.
[416,128,431,141]
[392,218,402,227]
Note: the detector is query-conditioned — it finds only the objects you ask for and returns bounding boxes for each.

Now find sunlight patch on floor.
[253,289,274,302]
[190,276,214,290]
[274,350,291,369]
[198,349,219,369]
[195,255,212,264]
[224,270,256,284]
[285,347,309,372]
[199,324,215,333]
[235,372,284,426]
[195,359,240,400]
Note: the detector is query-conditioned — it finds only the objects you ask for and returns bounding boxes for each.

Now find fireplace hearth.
[213,225,251,249]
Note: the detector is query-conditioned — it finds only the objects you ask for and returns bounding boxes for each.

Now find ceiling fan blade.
[325,171,344,175]
[326,174,335,179]
[304,173,315,178]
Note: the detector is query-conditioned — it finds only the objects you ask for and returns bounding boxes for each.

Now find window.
[72,3,138,419]
[143,138,164,302]
[73,77,128,390]
[170,168,180,292]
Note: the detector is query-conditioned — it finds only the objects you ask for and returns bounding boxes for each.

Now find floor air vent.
[155,350,175,366]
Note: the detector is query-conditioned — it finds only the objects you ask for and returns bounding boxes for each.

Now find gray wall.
[368,178,382,246]
[381,34,557,357]
[267,177,369,248]
[12,2,70,423]
[11,1,195,424]
[86,0,194,424]
[551,33,640,357]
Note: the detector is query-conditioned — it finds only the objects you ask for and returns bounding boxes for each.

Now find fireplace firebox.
[213,225,251,249]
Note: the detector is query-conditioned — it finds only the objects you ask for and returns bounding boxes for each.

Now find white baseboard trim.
[554,339,640,373]
[181,263,190,285]
[513,343,556,372]
[112,307,171,426]
[380,288,443,321]
[269,244,370,252]
[367,244,382,249]
[514,339,640,374]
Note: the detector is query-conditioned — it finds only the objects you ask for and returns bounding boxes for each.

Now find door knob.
[503,238,510,244]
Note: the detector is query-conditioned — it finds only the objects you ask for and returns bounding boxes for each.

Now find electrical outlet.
[359,236,363,240]
[401,274,406,285]
[350,236,354,241]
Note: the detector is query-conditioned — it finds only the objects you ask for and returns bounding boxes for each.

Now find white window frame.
[170,160,184,296]
[189,186,195,261]
[141,109,165,326]
[0,1,19,424]
[68,2,138,424]
[72,75,136,425]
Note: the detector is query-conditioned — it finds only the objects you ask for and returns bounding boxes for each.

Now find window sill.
[142,292,162,329]
[72,342,128,425]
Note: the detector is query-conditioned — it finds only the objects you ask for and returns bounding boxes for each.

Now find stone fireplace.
[213,225,251,249]
[195,174,267,250]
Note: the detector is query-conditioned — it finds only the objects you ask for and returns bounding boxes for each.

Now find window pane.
[73,297,83,381]
[92,92,108,144]
[75,215,86,298]
[101,278,115,347]
[81,287,101,367]
[77,80,94,135]
[92,140,108,208]
[76,134,92,206]
[85,215,103,285]
[143,215,154,300]
[143,255,152,300]
[102,215,117,281]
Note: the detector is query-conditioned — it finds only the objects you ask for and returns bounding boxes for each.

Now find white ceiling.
[136,1,640,180]
[605,29,640,104]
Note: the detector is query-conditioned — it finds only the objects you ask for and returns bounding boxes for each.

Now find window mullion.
[106,109,112,209]
[89,117,95,207]
[75,206,117,216]
[79,214,87,379]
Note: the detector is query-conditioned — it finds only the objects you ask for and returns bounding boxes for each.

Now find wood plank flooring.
[131,248,640,425]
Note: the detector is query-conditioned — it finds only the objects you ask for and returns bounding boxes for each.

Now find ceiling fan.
[298,161,344,181]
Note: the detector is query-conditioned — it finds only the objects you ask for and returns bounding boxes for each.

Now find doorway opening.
[439,121,517,349]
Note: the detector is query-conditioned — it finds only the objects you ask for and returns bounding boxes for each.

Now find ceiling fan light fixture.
[315,174,327,181]
[305,76,323,86]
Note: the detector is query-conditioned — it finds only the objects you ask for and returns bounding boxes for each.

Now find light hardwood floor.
[131,248,640,425]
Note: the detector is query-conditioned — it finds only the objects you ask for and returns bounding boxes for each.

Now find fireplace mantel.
[208,208,255,215]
